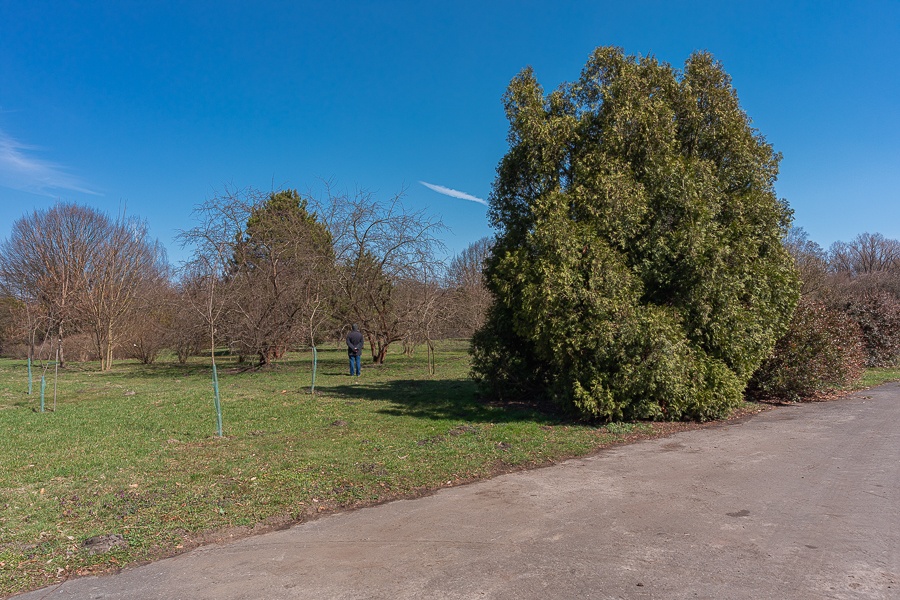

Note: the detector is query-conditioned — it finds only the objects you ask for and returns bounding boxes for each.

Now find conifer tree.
[472,47,799,421]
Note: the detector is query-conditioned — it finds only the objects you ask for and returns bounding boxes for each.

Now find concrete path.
[14,386,900,599]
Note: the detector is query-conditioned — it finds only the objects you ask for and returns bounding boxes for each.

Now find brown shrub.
[842,290,900,367]
[748,298,865,400]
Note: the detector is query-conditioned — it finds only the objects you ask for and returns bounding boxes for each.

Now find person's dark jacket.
[347,329,364,356]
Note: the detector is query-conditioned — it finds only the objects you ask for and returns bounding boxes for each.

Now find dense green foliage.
[472,47,799,420]
[748,298,865,400]
[243,190,334,258]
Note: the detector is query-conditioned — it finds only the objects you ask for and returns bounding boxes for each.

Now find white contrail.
[0,128,99,196]
[419,181,487,206]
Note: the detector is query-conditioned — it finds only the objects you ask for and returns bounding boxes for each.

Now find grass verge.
[857,366,900,389]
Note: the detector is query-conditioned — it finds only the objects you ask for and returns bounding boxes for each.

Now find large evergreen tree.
[472,47,799,421]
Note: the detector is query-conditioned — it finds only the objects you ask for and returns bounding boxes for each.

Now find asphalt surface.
[14,385,900,599]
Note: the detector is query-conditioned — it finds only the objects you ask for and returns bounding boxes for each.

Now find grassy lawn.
[857,366,900,389]
[4,341,896,597]
[0,340,653,596]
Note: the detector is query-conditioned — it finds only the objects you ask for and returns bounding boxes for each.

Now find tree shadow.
[113,362,217,379]
[116,351,343,379]
[319,378,570,425]
[112,358,304,379]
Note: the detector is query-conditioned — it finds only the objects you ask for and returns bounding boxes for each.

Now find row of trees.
[4,45,895,423]
[0,191,493,370]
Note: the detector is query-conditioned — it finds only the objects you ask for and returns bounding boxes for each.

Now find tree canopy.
[472,47,800,421]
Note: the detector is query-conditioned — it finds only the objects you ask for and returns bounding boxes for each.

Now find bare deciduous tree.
[397,273,449,374]
[177,186,252,368]
[80,214,168,370]
[1,203,169,370]
[830,232,900,277]
[167,274,210,363]
[784,227,829,299]
[125,276,177,364]
[326,189,446,364]
[0,295,21,355]
[446,237,493,337]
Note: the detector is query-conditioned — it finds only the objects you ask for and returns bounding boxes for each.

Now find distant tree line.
[0,190,492,369]
[0,196,895,408]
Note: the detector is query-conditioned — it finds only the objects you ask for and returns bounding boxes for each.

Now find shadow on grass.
[319,378,568,426]
[101,360,299,379]
[112,352,348,379]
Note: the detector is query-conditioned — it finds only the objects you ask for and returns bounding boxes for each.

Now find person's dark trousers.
[349,354,361,376]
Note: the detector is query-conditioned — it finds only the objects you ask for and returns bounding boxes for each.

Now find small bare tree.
[395,270,450,374]
[167,274,211,363]
[177,187,251,364]
[125,276,176,364]
[177,187,257,437]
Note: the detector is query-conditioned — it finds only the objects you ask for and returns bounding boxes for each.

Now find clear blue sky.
[1,1,898,265]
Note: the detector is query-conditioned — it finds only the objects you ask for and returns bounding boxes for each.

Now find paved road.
[14,386,900,599]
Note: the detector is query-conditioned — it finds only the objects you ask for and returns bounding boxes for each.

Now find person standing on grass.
[346,324,364,377]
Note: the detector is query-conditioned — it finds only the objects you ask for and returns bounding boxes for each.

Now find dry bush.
[748,298,865,400]
[842,289,900,367]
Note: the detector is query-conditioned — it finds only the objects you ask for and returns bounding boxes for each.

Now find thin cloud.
[419,181,487,206]
[0,128,99,197]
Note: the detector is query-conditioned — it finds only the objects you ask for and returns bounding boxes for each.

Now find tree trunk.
[105,335,114,371]
[57,322,66,368]
[105,322,115,371]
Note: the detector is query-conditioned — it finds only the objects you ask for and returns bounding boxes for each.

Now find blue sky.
[1,1,898,265]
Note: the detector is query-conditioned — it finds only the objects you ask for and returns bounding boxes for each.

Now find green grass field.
[0,340,647,596]
[2,341,897,596]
